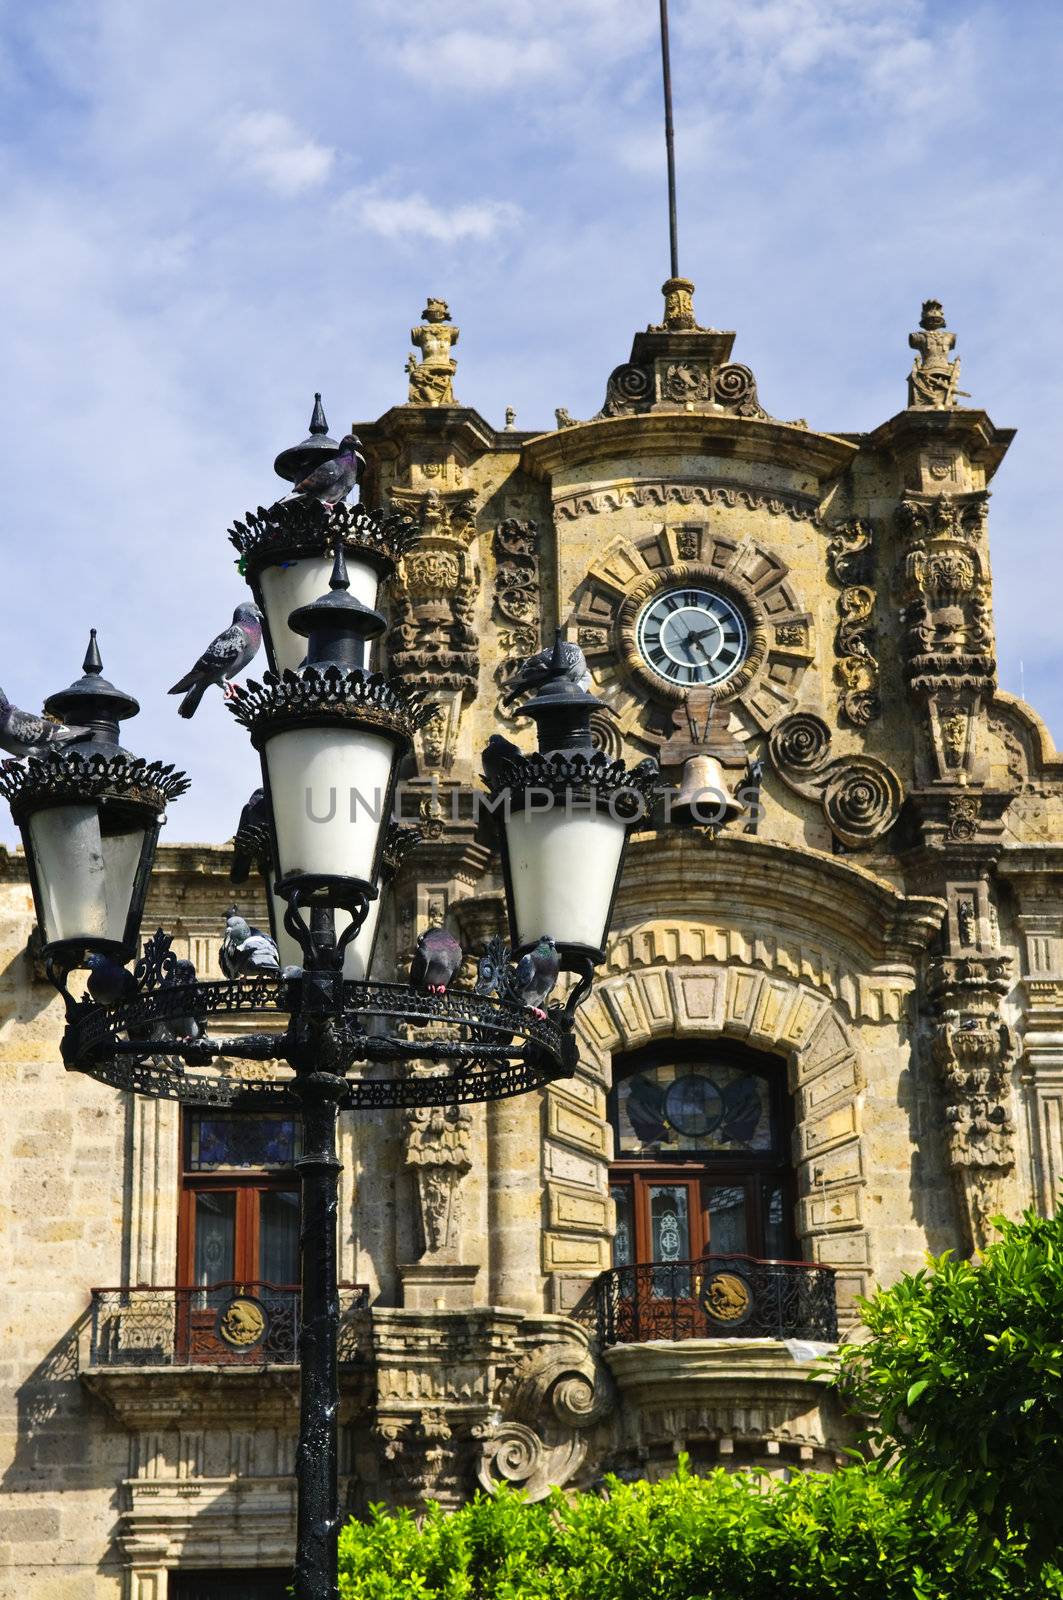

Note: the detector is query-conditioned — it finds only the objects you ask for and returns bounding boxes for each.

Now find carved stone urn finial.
[661,276,699,330]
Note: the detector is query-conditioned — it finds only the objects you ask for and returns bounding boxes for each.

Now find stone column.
[487,1091,544,1312]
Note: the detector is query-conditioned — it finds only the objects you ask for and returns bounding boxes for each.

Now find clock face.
[636,587,748,687]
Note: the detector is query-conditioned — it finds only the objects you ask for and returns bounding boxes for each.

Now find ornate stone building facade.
[4,285,1063,1597]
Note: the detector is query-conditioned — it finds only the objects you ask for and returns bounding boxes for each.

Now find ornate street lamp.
[7,467,660,1600]
[484,634,661,998]
[0,631,189,971]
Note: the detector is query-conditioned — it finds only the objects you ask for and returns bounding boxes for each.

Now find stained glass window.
[616,1061,773,1156]
[186,1114,301,1171]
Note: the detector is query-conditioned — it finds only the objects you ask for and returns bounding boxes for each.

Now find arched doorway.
[605,1040,816,1340]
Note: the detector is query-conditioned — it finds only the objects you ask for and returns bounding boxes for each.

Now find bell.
[670,754,746,829]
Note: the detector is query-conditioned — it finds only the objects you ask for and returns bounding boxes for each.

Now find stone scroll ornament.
[827,519,880,726]
[769,713,903,850]
[491,519,541,718]
[477,1341,614,1501]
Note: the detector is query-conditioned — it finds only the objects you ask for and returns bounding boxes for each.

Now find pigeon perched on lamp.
[229,787,270,885]
[409,927,463,995]
[220,910,280,979]
[168,603,263,719]
[502,638,592,705]
[292,433,366,509]
[0,688,89,760]
[85,953,138,1008]
[513,935,560,1019]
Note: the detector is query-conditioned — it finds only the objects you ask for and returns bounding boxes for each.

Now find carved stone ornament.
[385,488,480,771]
[599,357,766,420]
[407,298,459,406]
[492,519,541,718]
[573,526,814,743]
[554,479,819,524]
[826,519,880,726]
[907,299,967,409]
[926,952,1015,1253]
[405,1070,473,1257]
[477,1339,614,1501]
[898,492,995,706]
[770,713,903,850]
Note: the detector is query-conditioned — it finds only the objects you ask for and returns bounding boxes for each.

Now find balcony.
[574,1254,837,1347]
[87,1282,370,1369]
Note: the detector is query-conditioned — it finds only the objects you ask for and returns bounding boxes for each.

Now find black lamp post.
[6,475,661,1599]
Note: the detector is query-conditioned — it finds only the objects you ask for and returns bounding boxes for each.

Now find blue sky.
[1,0,1061,846]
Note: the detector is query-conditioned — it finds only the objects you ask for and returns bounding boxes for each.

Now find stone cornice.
[520,413,856,486]
[356,405,504,463]
[867,407,1014,480]
[619,831,944,971]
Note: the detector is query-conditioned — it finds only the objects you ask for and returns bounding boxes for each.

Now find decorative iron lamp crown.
[0,633,189,968]
[273,392,340,485]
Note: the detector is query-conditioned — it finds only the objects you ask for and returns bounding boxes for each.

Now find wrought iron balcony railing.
[87,1283,370,1369]
[573,1254,837,1348]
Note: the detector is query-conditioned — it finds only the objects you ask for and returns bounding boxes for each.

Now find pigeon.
[513,935,561,1019]
[85,953,138,1008]
[502,639,592,706]
[164,958,205,1040]
[0,688,89,760]
[293,433,366,509]
[481,733,524,787]
[409,927,463,995]
[220,911,280,979]
[168,603,263,720]
[230,787,270,885]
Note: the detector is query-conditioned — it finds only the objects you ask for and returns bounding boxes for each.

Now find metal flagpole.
[659,0,680,280]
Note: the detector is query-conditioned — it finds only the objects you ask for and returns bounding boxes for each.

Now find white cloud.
[395,27,560,91]
[344,187,522,243]
[226,111,334,196]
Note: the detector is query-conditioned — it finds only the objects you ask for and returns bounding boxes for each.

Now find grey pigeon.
[0,688,88,759]
[220,911,279,979]
[230,787,269,885]
[481,733,524,787]
[513,935,560,1019]
[293,433,366,509]
[164,958,204,1040]
[168,603,263,720]
[85,953,138,1008]
[503,640,592,705]
[409,926,463,995]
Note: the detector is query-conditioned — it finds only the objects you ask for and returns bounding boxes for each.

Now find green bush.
[834,1206,1063,1568]
[338,1458,1059,1599]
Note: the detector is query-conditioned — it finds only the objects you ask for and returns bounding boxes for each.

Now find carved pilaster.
[404,1073,473,1259]
[385,488,480,773]
[897,490,995,786]
[492,518,541,715]
[926,952,1015,1252]
[826,518,880,726]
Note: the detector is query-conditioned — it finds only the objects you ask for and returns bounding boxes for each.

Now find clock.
[636,587,748,687]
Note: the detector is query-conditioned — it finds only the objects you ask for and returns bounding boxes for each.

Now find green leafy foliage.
[834,1206,1063,1567]
[338,1459,1059,1599]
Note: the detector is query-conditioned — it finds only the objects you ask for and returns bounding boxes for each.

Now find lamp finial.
[83,629,103,677]
[309,392,328,435]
